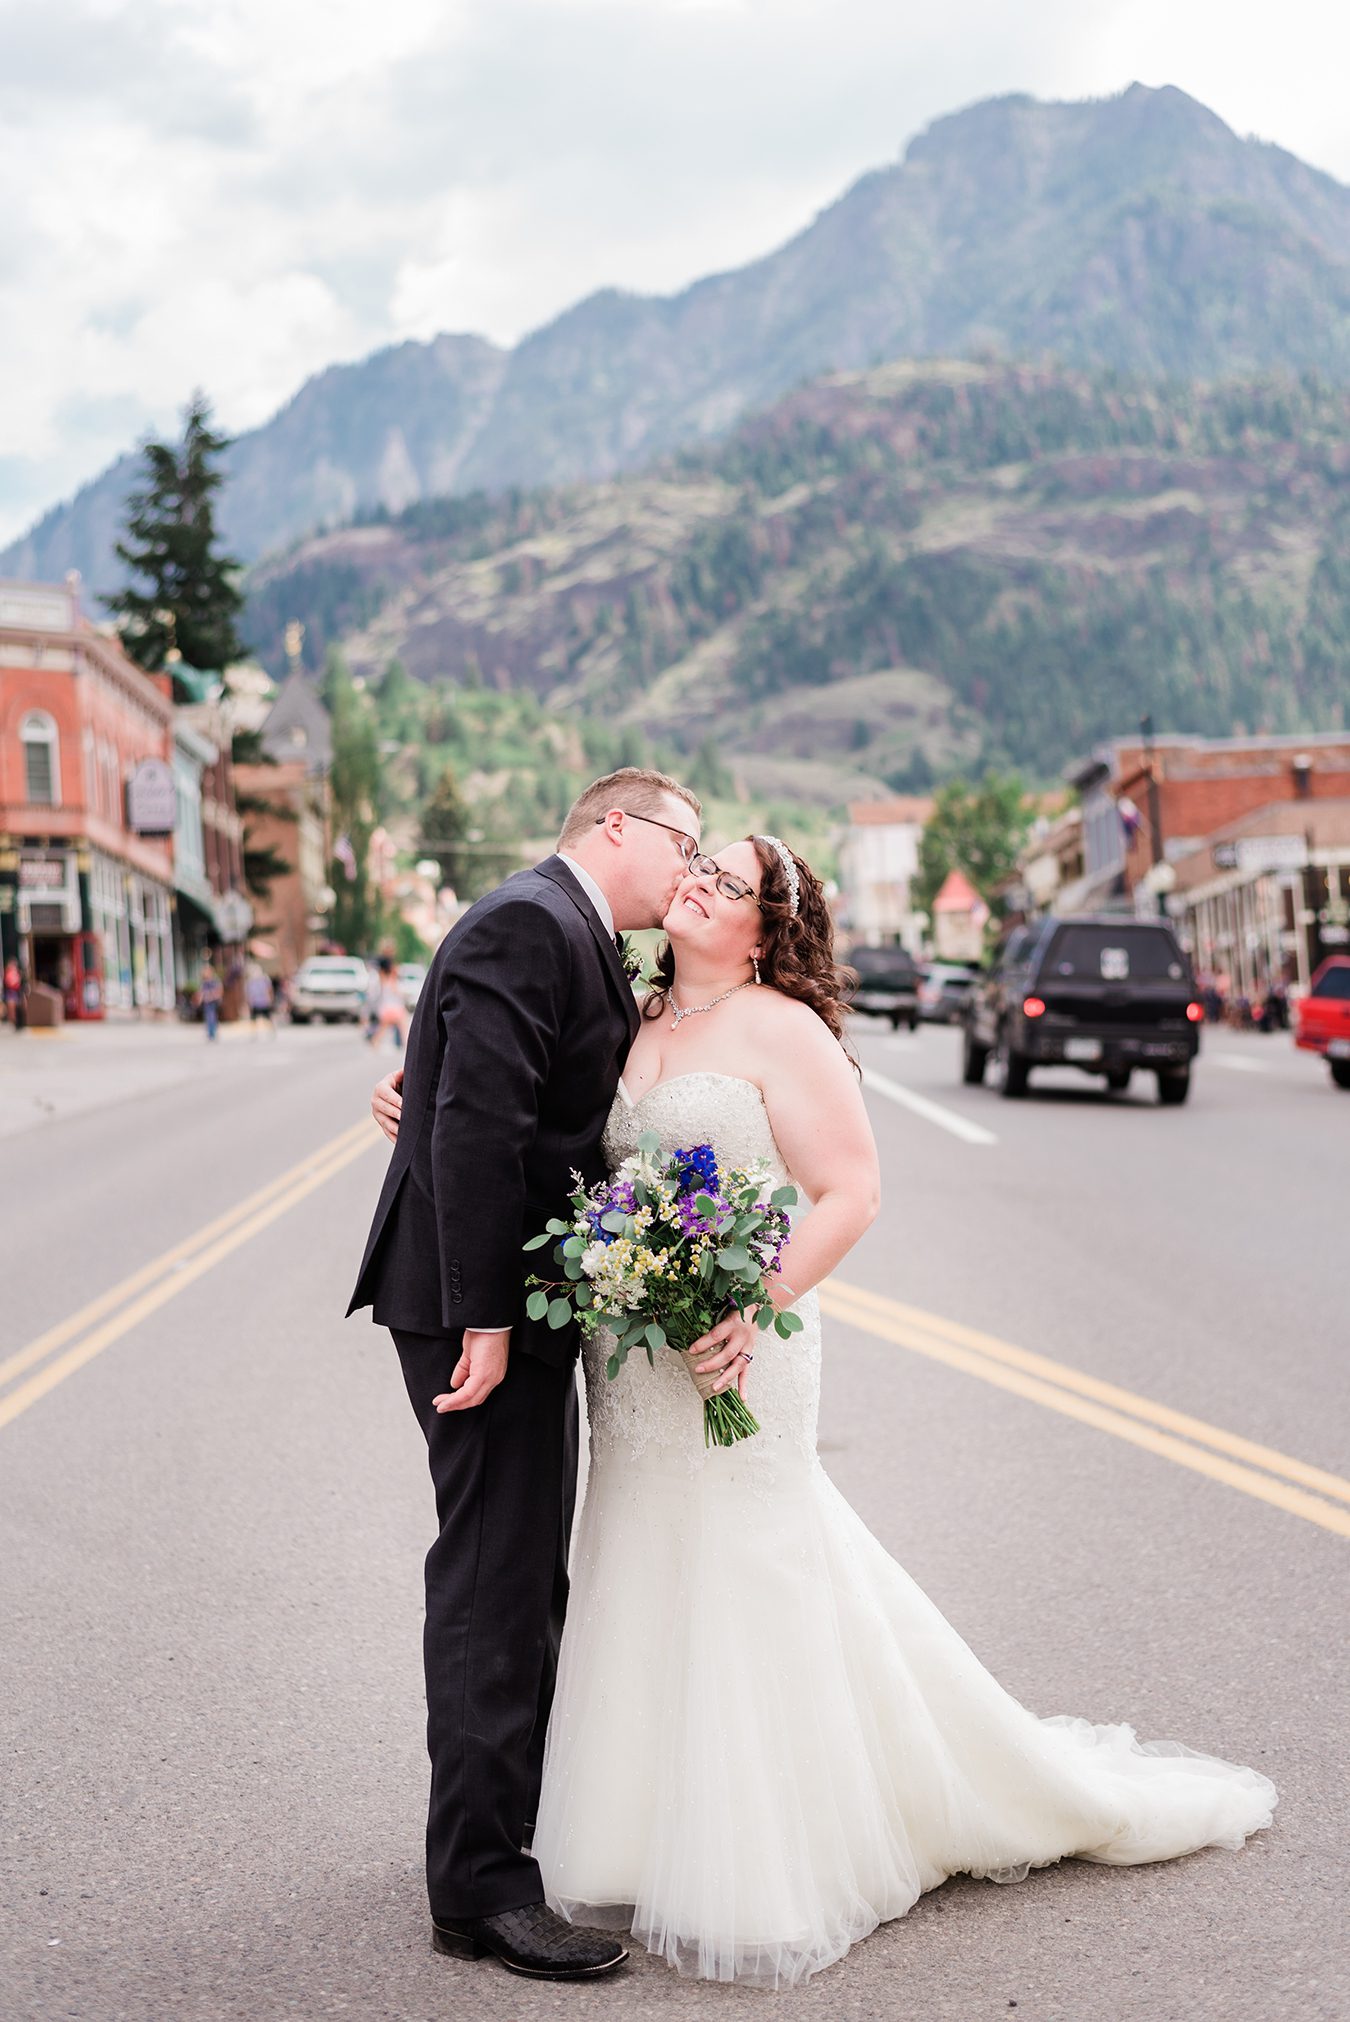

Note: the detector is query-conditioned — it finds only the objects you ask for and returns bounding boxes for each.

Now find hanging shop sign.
[126,757,177,836]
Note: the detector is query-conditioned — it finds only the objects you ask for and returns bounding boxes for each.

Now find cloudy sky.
[3,0,1349,547]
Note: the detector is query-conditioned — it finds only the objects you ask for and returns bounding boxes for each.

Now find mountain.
[9,82,1350,598]
[243,359,1350,800]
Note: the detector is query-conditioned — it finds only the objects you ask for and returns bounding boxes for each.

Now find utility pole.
[1140,714,1166,916]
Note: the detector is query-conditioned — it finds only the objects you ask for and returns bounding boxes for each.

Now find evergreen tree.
[418,764,470,892]
[109,393,245,690]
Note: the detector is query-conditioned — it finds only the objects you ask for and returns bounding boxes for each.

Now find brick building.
[0,579,177,1015]
[1067,732,1350,904]
[231,669,334,978]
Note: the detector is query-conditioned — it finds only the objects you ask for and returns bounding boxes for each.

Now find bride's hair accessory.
[754,835,800,916]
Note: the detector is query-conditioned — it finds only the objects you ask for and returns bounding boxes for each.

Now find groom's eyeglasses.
[598,810,700,863]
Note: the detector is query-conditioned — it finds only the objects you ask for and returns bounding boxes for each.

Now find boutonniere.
[618,935,647,986]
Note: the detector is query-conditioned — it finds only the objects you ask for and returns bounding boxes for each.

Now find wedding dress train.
[533,1073,1277,1987]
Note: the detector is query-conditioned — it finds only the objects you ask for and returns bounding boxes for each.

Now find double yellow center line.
[5,1131,1346,1546]
[820,1279,1350,1541]
[0,1119,381,1433]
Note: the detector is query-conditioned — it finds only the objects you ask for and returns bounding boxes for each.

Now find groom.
[348,768,704,1980]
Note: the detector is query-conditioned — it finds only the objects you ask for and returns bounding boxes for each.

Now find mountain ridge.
[8,81,1350,598]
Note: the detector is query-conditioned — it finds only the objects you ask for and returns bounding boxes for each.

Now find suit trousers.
[392,1329,578,1920]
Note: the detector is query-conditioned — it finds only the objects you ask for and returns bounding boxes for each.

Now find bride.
[381,832,1277,1988]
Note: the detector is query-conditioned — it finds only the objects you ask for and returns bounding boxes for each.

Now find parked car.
[844,945,922,1030]
[1293,955,1350,1089]
[962,916,1203,1104]
[918,962,982,1025]
[397,962,427,1011]
[288,956,371,1025]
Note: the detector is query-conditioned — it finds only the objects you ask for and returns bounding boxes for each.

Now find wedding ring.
[742,1351,754,1363]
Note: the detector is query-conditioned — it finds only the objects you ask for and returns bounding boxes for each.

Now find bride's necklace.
[668,978,754,1028]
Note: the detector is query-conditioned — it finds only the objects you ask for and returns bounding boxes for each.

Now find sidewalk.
[0,1018,348,1141]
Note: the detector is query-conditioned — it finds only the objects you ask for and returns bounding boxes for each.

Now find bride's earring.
[752,953,762,985]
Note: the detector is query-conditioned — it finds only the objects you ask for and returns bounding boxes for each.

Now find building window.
[22,711,61,805]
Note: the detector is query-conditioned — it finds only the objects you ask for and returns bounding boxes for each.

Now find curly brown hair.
[644,836,855,1046]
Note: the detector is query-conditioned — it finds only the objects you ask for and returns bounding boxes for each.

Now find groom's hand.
[372,1068,403,1141]
[433,1329,510,1412]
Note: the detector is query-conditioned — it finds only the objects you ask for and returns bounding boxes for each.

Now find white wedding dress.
[533,1072,1277,1987]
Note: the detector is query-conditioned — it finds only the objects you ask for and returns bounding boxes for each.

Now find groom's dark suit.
[349,855,639,1920]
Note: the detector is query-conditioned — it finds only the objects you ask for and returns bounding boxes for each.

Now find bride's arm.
[758,1011,880,1306]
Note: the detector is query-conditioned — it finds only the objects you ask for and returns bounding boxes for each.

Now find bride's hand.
[372,1067,404,1141]
[690,1310,759,1400]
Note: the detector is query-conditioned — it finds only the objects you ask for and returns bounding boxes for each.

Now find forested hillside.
[244,359,1350,799]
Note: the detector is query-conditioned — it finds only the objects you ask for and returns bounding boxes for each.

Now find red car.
[1294,956,1350,1089]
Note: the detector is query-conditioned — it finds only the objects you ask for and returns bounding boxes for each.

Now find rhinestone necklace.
[668,978,754,1028]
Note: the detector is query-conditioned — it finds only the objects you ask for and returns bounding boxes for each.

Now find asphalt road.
[1,1014,1345,2022]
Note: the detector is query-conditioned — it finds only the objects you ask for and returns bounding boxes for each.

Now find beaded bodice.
[583,1073,822,1477]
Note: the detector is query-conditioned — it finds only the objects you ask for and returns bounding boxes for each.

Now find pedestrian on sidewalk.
[245,961,276,1037]
[198,960,224,1041]
[369,955,410,1050]
[3,957,27,1032]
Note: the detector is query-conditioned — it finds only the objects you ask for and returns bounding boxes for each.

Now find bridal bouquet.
[524,1133,803,1447]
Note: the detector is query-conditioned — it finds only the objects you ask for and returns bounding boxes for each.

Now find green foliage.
[109,392,245,685]
[913,774,1033,923]
[324,650,383,951]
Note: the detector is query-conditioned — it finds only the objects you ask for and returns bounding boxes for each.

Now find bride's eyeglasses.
[685,852,759,906]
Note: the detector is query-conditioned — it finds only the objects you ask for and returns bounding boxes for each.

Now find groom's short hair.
[557,767,701,848]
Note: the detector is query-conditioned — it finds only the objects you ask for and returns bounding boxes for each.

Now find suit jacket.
[347,856,640,1365]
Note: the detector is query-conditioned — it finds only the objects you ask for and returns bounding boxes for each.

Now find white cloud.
[2,0,1349,547]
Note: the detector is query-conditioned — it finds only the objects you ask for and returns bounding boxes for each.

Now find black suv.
[844,944,922,1030]
[962,916,1203,1104]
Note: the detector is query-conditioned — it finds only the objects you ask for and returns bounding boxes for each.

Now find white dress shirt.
[476,853,615,1334]
[557,851,615,939]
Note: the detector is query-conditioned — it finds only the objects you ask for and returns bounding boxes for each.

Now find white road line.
[860,1066,998,1147]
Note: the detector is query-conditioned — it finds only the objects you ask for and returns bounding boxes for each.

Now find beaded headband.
[754,834,800,916]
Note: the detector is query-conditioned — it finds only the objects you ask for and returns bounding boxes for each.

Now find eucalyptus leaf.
[521,1231,552,1251]
[770,1186,797,1208]
[693,1192,718,1218]
[525,1289,550,1321]
[547,1298,573,1330]
[600,1211,629,1234]
[637,1130,661,1154]
[645,1322,666,1351]
[605,1354,622,1380]
[719,1246,750,1271]
[563,1259,583,1281]
[561,1235,586,1256]
[575,1285,593,1308]
[545,1218,571,1233]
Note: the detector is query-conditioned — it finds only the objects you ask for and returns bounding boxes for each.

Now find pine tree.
[108,393,245,689]
[418,764,470,892]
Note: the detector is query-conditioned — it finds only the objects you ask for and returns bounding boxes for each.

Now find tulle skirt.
[534,1450,1277,1988]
